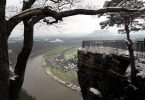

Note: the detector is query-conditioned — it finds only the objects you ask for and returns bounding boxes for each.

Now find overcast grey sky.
[7,0,112,37]
[6,0,145,38]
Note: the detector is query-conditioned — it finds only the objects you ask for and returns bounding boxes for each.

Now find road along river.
[22,53,83,100]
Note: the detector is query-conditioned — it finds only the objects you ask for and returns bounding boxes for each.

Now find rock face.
[77,50,145,100]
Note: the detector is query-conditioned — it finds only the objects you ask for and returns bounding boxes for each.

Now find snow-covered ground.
[80,46,145,58]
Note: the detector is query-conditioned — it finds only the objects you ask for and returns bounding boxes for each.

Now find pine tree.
[100,0,145,79]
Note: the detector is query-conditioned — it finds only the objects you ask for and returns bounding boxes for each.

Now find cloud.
[60,15,107,34]
[7,0,108,37]
[6,0,22,6]
[8,0,145,38]
[31,15,108,37]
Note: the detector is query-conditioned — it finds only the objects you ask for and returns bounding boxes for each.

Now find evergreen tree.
[100,0,145,79]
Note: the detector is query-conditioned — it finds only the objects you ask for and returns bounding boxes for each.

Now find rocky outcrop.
[77,50,145,100]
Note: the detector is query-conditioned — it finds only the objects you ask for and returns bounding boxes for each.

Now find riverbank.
[23,49,83,100]
[42,47,81,93]
[43,61,81,93]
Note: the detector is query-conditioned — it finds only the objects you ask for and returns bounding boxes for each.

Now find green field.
[43,47,79,86]
[45,66,79,85]
[44,47,65,63]
[64,48,77,60]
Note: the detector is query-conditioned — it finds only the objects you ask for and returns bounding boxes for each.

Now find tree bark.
[10,21,34,100]
[9,1,36,99]
[124,18,137,78]
[0,0,10,100]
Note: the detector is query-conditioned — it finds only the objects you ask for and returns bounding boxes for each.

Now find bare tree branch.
[6,7,144,38]
[8,7,143,27]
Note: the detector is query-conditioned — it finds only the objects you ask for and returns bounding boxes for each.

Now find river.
[22,54,83,100]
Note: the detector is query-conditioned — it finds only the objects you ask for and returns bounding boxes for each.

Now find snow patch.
[49,39,64,43]
[89,87,102,97]
[9,66,18,80]
[136,63,145,78]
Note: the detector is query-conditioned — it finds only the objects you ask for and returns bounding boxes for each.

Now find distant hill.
[78,30,119,40]
[8,30,145,43]
[81,30,145,41]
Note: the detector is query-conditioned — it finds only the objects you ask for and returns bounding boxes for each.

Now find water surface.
[23,54,83,100]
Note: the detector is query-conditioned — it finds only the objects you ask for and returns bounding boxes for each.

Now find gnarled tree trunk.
[124,18,137,79]
[10,21,34,100]
[0,0,10,100]
[9,1,35,99]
